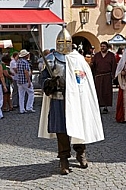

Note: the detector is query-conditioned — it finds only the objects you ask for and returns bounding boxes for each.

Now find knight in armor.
[38,27,104,175]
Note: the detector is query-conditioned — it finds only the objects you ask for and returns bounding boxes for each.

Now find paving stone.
[0,89,126,189]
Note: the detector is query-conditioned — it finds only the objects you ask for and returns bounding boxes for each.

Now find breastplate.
[53,59,66,79]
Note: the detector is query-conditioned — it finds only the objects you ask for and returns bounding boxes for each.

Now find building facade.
[63,0,126,54]
[0,0,63,55]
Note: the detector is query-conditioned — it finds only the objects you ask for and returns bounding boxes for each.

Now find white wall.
[42,0,63,50]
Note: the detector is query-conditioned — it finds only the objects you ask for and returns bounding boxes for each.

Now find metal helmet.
[56,27,72,54]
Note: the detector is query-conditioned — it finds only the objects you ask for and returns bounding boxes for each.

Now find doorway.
[72,36,91,56]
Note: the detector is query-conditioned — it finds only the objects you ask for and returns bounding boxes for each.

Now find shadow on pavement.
[86,90,126,163]
[0,161,60,181]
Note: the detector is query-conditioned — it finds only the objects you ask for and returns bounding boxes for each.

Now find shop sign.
[0,0,45,8]
[108,34,126,44]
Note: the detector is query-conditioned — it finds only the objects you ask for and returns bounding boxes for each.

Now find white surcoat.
[38,50,104,144]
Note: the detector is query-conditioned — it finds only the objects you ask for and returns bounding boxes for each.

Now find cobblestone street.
[0,88,126,190]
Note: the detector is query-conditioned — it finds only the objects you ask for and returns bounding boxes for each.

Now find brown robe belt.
[95,72,111,78]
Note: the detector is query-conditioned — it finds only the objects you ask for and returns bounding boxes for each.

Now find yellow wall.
[63,0,126,51]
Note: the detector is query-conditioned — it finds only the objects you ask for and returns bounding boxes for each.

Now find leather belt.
[49,91,64,100]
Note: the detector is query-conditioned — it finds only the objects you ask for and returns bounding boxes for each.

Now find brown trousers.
[56,133,86,158]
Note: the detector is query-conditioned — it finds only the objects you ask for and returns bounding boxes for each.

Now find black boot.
[60,157,69,175]
[73,144,88,169]
[76,152,88,169]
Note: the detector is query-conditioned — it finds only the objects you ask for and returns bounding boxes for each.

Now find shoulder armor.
[53,52,66,63]
[45,53,55,62]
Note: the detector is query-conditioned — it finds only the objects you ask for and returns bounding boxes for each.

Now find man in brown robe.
[92,41,117,114]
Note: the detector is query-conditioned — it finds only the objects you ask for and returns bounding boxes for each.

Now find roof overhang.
[0,8,64,25]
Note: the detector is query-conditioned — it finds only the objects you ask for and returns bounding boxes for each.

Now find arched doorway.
[72,36,91,56]
[72,31,100,55]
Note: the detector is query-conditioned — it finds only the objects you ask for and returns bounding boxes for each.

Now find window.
[0,25,30,31]
[73,0,96,6]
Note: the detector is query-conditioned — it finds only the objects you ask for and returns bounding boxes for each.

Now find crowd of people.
[0,43,124,119]
[0,49,36,119]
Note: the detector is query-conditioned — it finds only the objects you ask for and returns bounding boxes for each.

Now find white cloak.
[38,50,104,144]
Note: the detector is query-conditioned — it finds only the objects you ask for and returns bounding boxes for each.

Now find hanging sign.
[108,34,126,44]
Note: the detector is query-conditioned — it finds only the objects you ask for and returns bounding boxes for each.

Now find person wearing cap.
[17,49,35,114]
